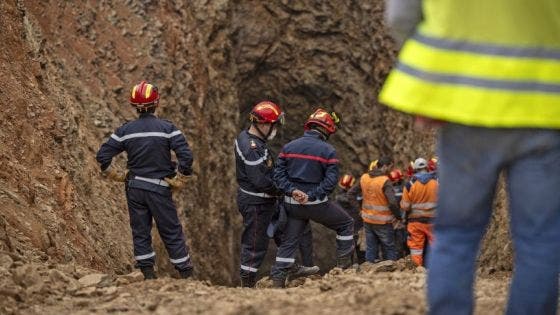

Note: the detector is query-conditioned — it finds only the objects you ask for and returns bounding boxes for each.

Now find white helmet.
[413,158,428,170]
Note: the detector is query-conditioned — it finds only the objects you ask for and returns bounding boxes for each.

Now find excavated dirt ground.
[1,256,510,315]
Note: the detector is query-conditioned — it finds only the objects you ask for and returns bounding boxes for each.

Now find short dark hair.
[137,107,156,114]
[377,156,393,167]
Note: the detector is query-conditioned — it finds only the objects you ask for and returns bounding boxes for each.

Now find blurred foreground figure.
[382,0,560,314]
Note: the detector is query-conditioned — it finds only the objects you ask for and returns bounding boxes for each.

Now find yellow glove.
[102,166,127,182]
[164,173,191,190]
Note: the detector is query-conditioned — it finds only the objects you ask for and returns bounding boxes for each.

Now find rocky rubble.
[0,256,509,315]
[0,251,146,314]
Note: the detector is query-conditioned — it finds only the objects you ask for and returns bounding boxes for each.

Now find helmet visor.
[277,112,285,125]
[331,111,340,125]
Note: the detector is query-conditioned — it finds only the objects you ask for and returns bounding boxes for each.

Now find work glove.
[164,172,191,190]
[102,166,127,182]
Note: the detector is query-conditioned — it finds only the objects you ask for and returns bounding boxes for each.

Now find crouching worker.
[96,81,194,280]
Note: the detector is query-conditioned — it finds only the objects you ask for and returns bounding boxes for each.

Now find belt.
[134,176,170,187]
[284,196,328,205]
[239,188,275,198]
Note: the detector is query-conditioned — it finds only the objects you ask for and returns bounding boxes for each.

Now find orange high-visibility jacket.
[401,173,438,219]
[360,174,395,224]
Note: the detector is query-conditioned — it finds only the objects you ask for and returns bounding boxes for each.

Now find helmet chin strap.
[254,123,274,141]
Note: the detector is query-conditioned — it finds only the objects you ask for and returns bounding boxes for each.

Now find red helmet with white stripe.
[249,101,284,125]
[304,108,340,134]
[130,81,159,111]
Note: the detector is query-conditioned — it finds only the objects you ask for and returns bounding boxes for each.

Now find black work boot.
[240,275,256,288]
[179,268,193,279]
[271,278,286,289]
[336,254,354,269]
[287,264,320,281]
[140,266,157,280]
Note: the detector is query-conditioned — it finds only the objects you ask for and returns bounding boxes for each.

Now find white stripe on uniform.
[111,130,182,142]
[170,255,190,264]
[234,139,268,166]
[240,265,258,273]
[135,252,156,260]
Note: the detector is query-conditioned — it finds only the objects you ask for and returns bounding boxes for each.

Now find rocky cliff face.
[0,0,510,288]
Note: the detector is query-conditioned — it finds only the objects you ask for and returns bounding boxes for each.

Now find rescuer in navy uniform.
[96,81,194,280]
[270,108,355,288]
[234,101,286,288]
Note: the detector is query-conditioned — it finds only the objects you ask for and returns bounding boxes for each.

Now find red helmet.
[304,108,340,134]
[428,157,438,172]
[388,169,404,182]
[406,161,415,178]
[249,101,284,125]
[338,174,355,190]
[130,81,159,110]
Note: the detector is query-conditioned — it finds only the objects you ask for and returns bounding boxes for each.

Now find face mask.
[267,127,277,140]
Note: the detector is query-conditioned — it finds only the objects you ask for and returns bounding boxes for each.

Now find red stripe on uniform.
[279,153,339,164]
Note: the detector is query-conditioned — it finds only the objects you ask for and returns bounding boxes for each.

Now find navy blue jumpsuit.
[234,130,280,282]
[96,113,193,272]
[271,130,354,280]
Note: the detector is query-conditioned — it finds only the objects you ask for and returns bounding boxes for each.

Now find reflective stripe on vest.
[361,212,394,223]
[410,209,435,217]
[360,174,394,224]
[411,202,437,210]
[410,202,436,217]
[380,0,560,129]
[362,204,390,211]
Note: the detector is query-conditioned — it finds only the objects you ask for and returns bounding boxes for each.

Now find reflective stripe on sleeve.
[410,249,423,256]
[235,139,268,166]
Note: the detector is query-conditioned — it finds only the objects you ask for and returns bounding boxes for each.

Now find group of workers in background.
[234,100,439,288]
[338,155,438,267]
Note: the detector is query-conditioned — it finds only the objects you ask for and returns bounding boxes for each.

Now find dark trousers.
[274,223,315,267]
[395,227,409,259]
[126,187,192,271]
[238,202,276,279]
[354,235,366,264]
[271,201,354,279]
[364,222,397,262]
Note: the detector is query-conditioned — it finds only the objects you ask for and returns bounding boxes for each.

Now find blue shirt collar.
[304,130,325,140]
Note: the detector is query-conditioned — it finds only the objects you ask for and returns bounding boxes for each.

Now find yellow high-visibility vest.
[379,0,560,128]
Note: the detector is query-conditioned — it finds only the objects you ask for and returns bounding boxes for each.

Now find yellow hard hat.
[368,160,378,171]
